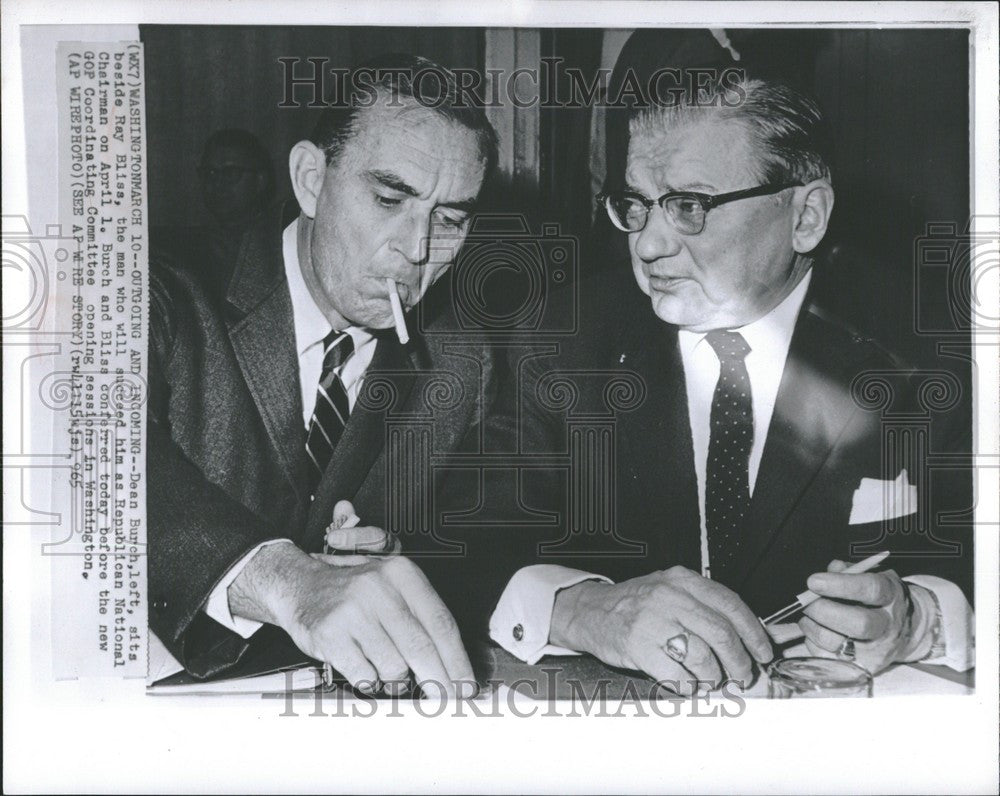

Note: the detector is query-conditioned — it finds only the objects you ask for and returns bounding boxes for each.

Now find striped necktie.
[704,329,753,583]
[305,330,354,497]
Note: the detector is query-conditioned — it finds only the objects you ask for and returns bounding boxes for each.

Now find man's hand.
[799,559,935,674]
[550,566,773,695]
[227,542,474,696]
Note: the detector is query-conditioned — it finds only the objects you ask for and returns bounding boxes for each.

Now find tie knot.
[705,329,751,362]
[322,330,354,374]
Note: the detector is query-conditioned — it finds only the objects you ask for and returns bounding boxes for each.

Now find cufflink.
[512,623,524,641]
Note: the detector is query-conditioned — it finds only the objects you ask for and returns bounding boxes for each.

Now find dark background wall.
[141,25,485,229]
[141,26,971,370]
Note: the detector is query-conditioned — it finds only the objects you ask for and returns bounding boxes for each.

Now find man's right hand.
[227,543,474,696]
[549,566,773,695]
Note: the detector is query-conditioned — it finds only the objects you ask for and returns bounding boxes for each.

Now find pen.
[760,550,891,626]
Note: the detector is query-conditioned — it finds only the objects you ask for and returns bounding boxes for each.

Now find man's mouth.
[648,274,690,292]
[379,279,412,307]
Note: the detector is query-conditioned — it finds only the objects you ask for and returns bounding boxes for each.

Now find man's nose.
[389,213,431,267]
[632,205,683,262]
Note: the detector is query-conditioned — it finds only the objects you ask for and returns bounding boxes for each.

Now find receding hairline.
[334,92,492,171]
[319,84,495,171]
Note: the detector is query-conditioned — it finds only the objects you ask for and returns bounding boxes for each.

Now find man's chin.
[649,292,689,326]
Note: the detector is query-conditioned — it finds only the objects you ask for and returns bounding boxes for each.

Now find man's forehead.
[626,115,756,189]
[349,100,485,182]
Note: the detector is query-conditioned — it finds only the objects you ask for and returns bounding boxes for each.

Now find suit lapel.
[733,305,868,590]
[308,333,417,529]
[619,312,702,569]
[225,209,307,499]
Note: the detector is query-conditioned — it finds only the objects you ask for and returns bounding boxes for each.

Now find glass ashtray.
[767,656,873,698]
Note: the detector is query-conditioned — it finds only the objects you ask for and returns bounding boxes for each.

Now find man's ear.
[791,179,835,255]
[289,141,327,219]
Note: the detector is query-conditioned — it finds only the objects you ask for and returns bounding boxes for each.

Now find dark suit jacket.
[460,267,973,620]
[148,204,498,677]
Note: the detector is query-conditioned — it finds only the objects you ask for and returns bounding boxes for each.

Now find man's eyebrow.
[367,170,478,212]
[625,182,717,195]
[367,170,419,197]
[438,197,478,213]
[677,182,716,193]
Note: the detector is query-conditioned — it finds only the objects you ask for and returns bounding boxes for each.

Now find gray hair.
[629,76,832,186]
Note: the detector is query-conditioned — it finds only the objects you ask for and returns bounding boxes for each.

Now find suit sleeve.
[147,267,286,678]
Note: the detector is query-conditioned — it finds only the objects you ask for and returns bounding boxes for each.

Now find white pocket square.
[849,468,918,525]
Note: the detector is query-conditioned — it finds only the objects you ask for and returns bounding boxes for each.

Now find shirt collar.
[282,218,374,356]
[677,269,813,360]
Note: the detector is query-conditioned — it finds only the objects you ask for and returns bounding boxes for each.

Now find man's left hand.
[798,560,932,674]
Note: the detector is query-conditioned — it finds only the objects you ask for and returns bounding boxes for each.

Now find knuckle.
[350,569,383,598]
[651,582,681,607]
[702,620,740,650]
[624,623,647,652]
[382,554,414,577]
[713,588,745,616]
[405,631,437,661]
[427,606,459,637]
[325,603,360,632]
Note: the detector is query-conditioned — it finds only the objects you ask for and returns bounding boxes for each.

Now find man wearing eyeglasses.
[485,76,973,692]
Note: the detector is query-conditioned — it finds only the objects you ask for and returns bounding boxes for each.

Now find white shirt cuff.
[204,539,295,638]
[904,575,975,671]
[489,565,613,664]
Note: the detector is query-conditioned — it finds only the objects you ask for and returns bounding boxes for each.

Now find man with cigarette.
[484,73,974,690]
[149,54,497,692]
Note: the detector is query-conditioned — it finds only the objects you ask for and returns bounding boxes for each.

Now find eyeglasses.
[597,182,801,235]
[197,165,260,184]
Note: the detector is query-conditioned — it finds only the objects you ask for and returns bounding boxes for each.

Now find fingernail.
[807,574,829,590]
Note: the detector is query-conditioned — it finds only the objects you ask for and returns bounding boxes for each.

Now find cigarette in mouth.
[385,277,409,345]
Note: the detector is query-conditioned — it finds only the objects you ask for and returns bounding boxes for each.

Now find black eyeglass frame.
[597,181,802,234]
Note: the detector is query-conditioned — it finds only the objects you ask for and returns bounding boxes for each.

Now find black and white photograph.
[3,2,998,793]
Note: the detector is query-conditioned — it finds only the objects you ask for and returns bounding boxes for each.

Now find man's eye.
[375,194,403,208]
[434,213,467,229]
[674,197,702,215]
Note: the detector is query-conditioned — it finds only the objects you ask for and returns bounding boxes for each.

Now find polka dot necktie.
[704,330,753,582]
[305,330,354,498]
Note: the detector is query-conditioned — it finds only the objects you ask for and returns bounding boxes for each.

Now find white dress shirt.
[490,270,973,671]
[204,218,377,636]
